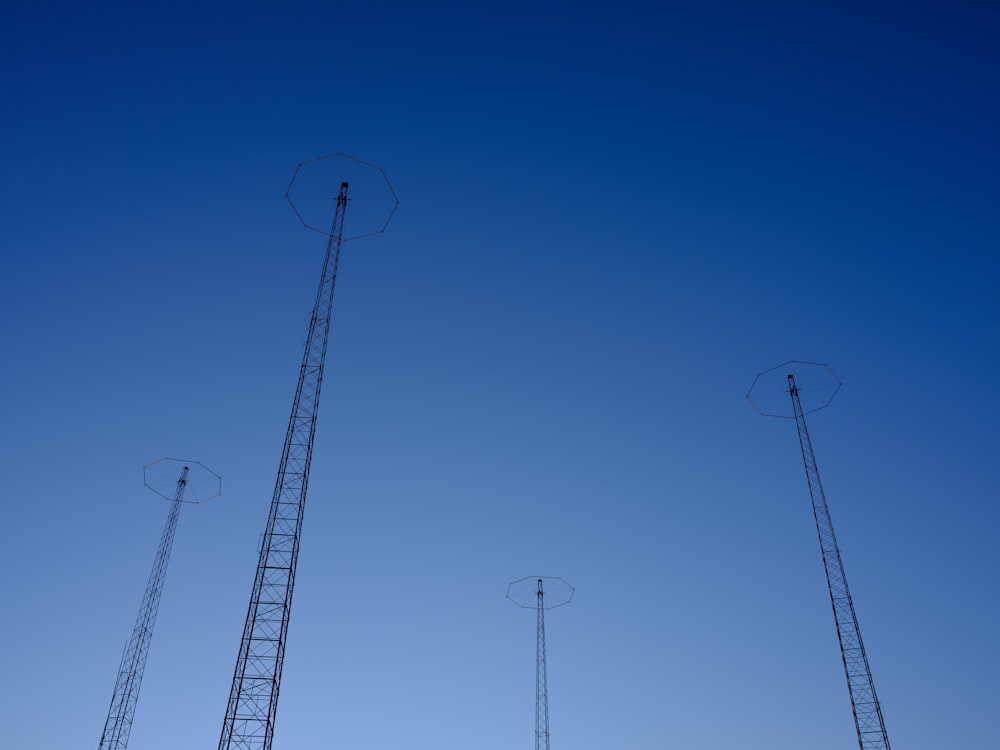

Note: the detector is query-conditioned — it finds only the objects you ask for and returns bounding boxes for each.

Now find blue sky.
[2,2,998,748]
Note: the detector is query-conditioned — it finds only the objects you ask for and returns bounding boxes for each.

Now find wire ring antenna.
[144,458,222,504]
[746,360,841,419]
[286,152,399,241]
[507,576,575,610]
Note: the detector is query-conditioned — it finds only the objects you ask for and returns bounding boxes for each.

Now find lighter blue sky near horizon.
[2,2,998,749]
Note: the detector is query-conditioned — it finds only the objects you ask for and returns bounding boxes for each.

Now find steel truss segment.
[98,466,190,750]
[788,375,891,750]
[218,183,349,750]
[508,577,573,750]
[535,584,550,750]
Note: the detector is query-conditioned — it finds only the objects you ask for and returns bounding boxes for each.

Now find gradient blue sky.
[2,2,998,748]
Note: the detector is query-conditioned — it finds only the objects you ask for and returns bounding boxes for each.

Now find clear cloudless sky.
[2,2,998,749]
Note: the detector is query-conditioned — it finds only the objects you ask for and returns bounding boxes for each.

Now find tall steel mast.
[507,576,574,750]
[534,580,551,750]
[788,373,891,750]
[748,362,891,750]
[98,458,220,750]
[218,182,348,750]
[219,155,397,750]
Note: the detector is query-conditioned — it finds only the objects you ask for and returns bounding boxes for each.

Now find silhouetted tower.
[748,362,891,750]
[98,458,221,750]
[507,576,574,750]
[218,154,397,750]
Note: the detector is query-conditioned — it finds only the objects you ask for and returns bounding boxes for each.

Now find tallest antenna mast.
[748,361,891,750]
[219,154,397,750]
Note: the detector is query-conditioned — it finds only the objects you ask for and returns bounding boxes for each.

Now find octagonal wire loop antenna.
[143,458,222,504]
[746,361,841,419]
[286,152,399,241]
[506,576,575,610]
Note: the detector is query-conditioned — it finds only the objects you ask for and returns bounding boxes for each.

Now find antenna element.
[218,155,396,750]
[97,458,220,750]
[748,362,891,750]
[507,576,574,750]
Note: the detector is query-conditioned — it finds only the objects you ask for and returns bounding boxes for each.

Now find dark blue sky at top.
[1,2,998,749]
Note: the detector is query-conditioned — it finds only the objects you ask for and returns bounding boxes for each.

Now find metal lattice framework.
[98,459,220,750]
[218,183,348,750]
[218,157,396,750]
[788,374,891,750]
[507,577,574,750]
[748,362,891,750]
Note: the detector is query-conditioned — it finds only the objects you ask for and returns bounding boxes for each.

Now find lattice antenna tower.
[747,361,891,750]
[507,576,575,750]
[97,458,221,750]
[218,154,397,750]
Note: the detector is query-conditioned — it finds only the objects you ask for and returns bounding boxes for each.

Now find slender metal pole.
[535,579,550,750]
[219,183,349,750]
[788,374,891,750]
[98,466,189,750]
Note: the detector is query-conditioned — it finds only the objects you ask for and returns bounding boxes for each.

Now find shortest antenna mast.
[507,576,574,750]
[98,458,221,750]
